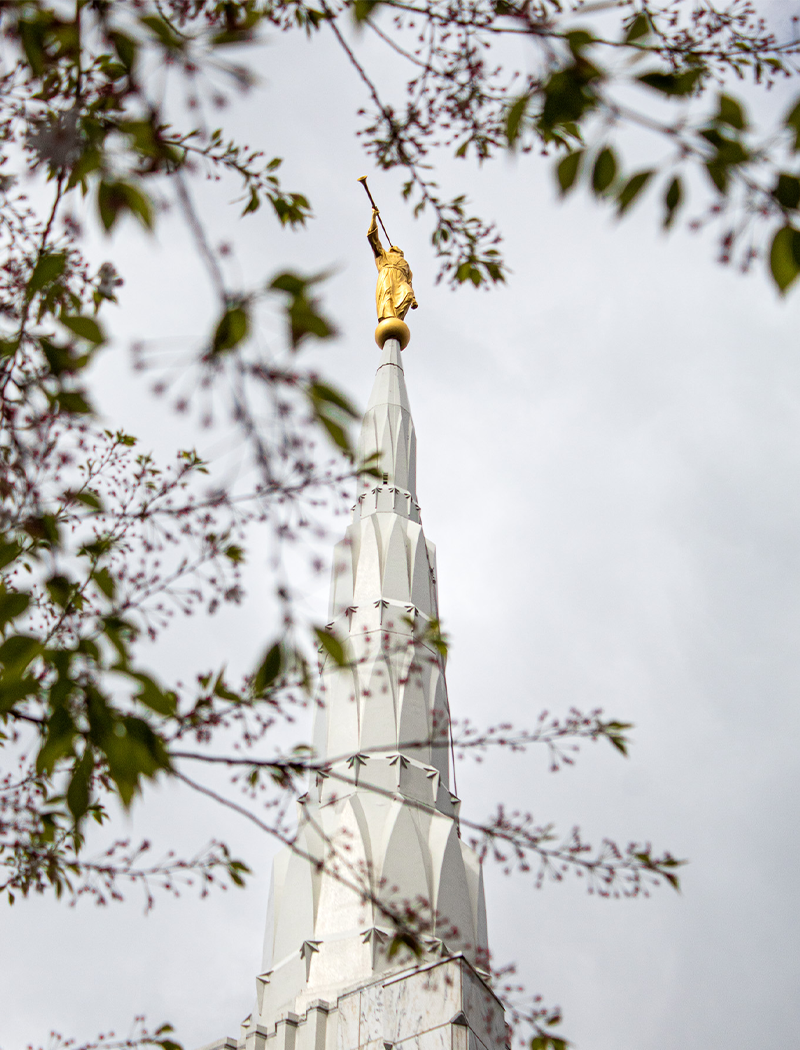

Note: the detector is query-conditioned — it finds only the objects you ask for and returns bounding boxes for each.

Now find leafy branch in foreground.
[1,759,249,909]
[467,806,683,896]
[451,709,633,770]
[332,0,800,290]
[163,699,678,905]
[8,0,800,294]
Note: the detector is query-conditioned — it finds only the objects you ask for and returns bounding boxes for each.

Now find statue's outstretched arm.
[367,207,383,260]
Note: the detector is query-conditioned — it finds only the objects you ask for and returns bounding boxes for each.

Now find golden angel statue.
[368,207,418,321]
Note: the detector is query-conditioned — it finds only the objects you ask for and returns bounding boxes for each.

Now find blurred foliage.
[1,0,799,294]
[0,0,358,930]
[342,0,800,291]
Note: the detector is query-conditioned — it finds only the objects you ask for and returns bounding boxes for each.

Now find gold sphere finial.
[375,318,410,350]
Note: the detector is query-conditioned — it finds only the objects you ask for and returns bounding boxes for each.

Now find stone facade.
[199,956,505,1050]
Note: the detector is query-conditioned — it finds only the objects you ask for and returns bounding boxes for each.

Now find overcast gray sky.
[2,17,799,1050]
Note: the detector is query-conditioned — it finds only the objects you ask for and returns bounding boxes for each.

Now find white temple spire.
[230,329,506,1050]
[356,339,417,498]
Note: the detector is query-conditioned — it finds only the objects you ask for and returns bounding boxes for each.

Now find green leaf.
[119,118,183,169]
[308,382,359,454]
[455,261,485,287]
[42,338,90,378]
[98,180,154,233]
[270,192,311,228]
[27,252,67,299]
[387,931,423,960]
[97,180,120,232]
[638,68,702,97]
[103,714,171,807]
[254,642,282,694]
[211,304,250,355]
[270,271,336,349]
[617,170,654,216]
[139,14,184,50]
[704,160,728,194]
[602,719,633,755]
[102,614,137,667]
[314,626,348,667]
[55,390,93,415]
[699,128,748,167]
[565,30,594,56]
[122,181,155,229]
[785,97,800,150]
[226,858,250,888]
[19,17,46,76]
[270,272,306,296]
[212,672,241,703]
[592,147,617,195]
[61,314,105,344]
[769,225,800,294]
[773,173,800,211]
[37,705,77,776]
[663,176,683,229]
[0,635,41,672]
[624,12,651,43]
[109,30,138,73]
[24,514,60,547]
[418,617,449,660]
[530,1038,568,1050]
[46,574,73,607]
[0,674,40,713]
[317,415,350,451]
[71,490,103,512]
[353,0,383,21]
[0,591,29,629]
[506,93,530,147]
[93,566,115,599]
[308,382,359,419]
[67,148,103,191]
[556,150,583,195]
[130,672,177,716]
[242,187,261,215]
[716,93,746,130]
[540,64,601,130]
[67,748,94,822]
[0,541,22,570]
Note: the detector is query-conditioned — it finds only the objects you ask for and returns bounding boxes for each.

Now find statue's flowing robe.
[368,225,418,321]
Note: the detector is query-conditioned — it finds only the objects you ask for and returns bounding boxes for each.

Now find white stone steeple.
[233,335,506,1050]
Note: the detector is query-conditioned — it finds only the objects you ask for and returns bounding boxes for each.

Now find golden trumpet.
[357,175,393,244]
